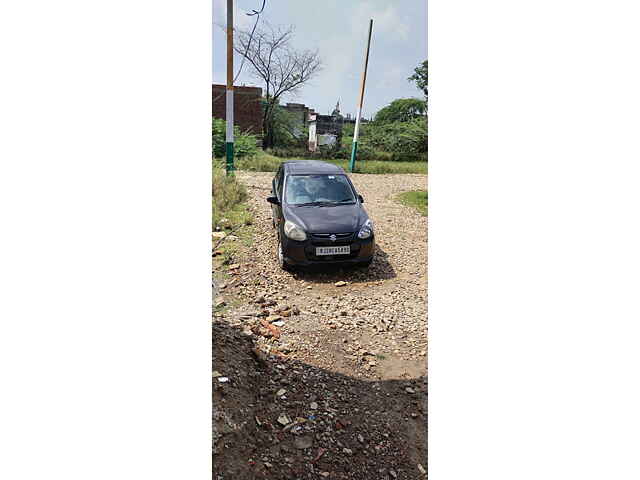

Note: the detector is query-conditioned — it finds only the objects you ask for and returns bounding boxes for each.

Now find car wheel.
[277,237,292,271]
[359,259,373,268]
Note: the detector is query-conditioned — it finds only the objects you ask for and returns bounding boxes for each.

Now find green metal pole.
[225,0,235,175]
[350,19,373,173]
[349,141,358,171]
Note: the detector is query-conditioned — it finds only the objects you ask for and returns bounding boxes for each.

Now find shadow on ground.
[213,319,427,480]
[291,245,397,285]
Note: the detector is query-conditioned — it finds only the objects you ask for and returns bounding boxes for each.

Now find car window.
[284,174,356,205]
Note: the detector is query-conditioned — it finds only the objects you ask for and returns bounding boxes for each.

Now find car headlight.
[284,220,307,241]
[357,219,373,239]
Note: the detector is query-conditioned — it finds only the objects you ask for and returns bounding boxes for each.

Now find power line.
[213,0,266,103]
[232,2,262,83]
[247,0,266,16]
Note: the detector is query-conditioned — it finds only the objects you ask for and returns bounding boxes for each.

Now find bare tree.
[234,22,322,148]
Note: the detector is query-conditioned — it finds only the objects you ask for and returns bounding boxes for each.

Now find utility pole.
[349,19,373,173]
[226,0,234,175]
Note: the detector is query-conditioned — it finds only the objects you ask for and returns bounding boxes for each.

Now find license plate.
[316,246,350,256]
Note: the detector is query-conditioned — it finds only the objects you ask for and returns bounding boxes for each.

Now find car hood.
[284,203,368,234]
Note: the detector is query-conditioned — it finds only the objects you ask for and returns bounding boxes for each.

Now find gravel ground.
[213,171,428,479]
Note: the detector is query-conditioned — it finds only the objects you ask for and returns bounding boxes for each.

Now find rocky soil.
[213,171,428,479]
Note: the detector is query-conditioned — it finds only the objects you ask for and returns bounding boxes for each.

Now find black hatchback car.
[266,161,375,270]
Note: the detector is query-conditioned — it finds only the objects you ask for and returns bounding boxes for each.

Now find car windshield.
[285,174,356,206]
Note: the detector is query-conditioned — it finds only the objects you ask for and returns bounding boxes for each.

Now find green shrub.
[341,111,428,161]
[212,118,259,159]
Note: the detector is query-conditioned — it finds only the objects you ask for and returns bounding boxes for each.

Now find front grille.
[311,232,353,239]
[310,232,354,245]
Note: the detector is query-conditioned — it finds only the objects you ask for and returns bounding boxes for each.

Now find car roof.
[282,160,346,175]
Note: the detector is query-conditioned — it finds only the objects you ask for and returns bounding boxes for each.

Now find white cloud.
[212,0,253,30]
[213,0,425,116]
[354,3,410,41]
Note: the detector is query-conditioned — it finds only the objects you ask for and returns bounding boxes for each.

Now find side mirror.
[266,196,280,205]
[358,194,364,203]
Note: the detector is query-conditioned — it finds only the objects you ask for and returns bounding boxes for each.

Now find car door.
[272,166,284,227]
[273,167,284,227]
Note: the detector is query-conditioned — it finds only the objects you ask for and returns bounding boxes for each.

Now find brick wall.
[212,84,263,135]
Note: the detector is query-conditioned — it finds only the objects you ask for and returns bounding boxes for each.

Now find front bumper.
[281,231,375,267]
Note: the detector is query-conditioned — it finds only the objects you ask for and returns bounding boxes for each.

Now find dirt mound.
[213,318,427,479]
[213,320,266,478]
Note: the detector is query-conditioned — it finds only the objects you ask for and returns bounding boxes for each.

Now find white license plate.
[316,246,350,256]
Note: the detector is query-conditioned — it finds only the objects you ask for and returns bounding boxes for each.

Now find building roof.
[211,83,262,93]
[283,160,345,175]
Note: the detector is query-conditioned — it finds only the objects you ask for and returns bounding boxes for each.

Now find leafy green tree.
[408,60,428,101]
[374,98,426,124]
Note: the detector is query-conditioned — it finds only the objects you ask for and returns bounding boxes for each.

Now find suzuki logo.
[329,234,337,242]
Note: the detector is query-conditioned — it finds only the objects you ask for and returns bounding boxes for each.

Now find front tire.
[277,237,292,271]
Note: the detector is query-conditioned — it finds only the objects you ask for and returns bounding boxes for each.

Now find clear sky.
[213,0,427,119]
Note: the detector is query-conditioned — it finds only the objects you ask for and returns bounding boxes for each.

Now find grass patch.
[216,152,427,175]
[214,224,256,267]
[215,241,239,266]
[350,160,427,175]
[212,165,255,271]
[397,190,428,216]
[213,165,253,230]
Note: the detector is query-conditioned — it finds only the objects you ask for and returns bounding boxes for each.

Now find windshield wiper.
[295,201,331,207]
[295,199,355,207]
